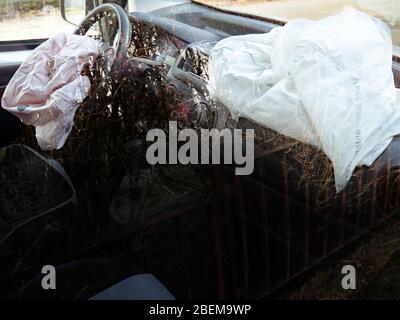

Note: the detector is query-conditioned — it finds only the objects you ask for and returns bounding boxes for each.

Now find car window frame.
[0,38,46,52]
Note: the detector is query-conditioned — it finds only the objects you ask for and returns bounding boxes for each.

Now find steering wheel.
[74,3,132,69]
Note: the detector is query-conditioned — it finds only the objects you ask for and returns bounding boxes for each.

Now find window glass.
[0,0,76,41]
[199,0,400,55]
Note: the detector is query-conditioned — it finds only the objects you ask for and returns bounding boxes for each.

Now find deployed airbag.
[1,33,100,150]
[208,9,400,192]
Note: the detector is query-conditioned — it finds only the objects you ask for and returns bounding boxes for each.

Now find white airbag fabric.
[208,9,400,192]
[1,33,99,150]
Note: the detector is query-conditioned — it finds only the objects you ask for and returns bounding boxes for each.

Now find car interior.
[2,0,400,300]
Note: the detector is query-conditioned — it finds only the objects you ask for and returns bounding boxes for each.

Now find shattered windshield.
[198,0,400,55]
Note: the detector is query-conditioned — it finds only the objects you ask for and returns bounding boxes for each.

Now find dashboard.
[127,15,225,129]
[124,2,282,129]
[128,14,216,87]
[128,17,186,71]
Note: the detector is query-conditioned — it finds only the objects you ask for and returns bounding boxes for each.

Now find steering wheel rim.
[74,3,132,68]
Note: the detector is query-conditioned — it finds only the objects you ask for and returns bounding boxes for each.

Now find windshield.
[127,0,190,12]
[197,0,400,54]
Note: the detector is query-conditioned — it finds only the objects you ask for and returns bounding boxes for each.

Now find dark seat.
[237,117,400,214]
